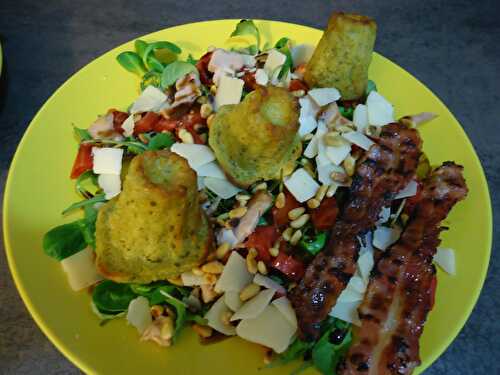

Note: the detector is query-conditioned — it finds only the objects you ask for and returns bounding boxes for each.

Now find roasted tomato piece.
[134,112,161,134]
[271,250,305,281]
[288,79,308,92]
[196,52,213,85]
[245,225,280,263]
[272,190,301,227]
[110,110,128,134]
[310,197,339,230]
[70,144,93,179]
[241,71,257,91]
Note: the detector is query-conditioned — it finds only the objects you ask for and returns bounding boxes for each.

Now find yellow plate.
[3,20,492,374]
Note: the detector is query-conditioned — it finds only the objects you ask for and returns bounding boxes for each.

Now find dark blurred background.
[0,0,499,373]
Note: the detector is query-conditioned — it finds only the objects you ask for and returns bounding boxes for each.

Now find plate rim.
[2,18,493,374]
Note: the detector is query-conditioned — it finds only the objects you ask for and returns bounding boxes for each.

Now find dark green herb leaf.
[257,215,269,226]
[338,106,354,120]
[143,41,182,70]
[73,126,92,141]
[186,54,198,65]
[141,70,162,90]
[277,41,293,80]
[146,55,164,73]
[366,79,377,95]
[147,132,175,151]
[311,319,352,374]
[267,337,314,368]
[274,37,290,49]
[299,230,327,255]
[62,194,106,215]
[116,51,147,75]
[246,44,259,55]
[160,61,198,88]
[230,20,261,50]
[134,39,148,59]
[42,221,87,261]
[75,170,99,197]
[80,205,98,249]
[92,280,137,314]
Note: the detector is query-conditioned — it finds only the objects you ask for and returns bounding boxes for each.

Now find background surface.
[0,0,498,373]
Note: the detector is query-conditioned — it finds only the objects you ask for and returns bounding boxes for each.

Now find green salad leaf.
[147,132,175,151]
[62,194,106,215]
[275,38,293,80]
[134,39,148,59]
[93,280,138,314]
[116,51,147,76]
[186,54,198,65]
[311,318,352,374]
[299,229,327,255]
[160,61,198,88]
[42,221,87,261]
[143,41,182,72]
[230,20,261,50]
[73,126,92,142]
[338,106,354,120]
[141,70,162,90]
[80,204,99,249]
[75,170,99,197]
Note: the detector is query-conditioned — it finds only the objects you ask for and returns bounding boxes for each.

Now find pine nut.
[343,155,356,177]
[315,184,328,202]
[263,349,274,365]
[240,283,260,301]
[210,85,217,95]
[291,89,305,97]
[167,276,184,286]
[160,316,175,340]
[201,284,218,303]
[203,273,218,285]
[290,229,302,245]
[326,184,338,198]
[269,246,280,257]
[330,171,349,184]
[257,261,268,275]
[192,323,213,338]
[236,194,251,206]
[282,227,293,241]
[275,192,286,209]
[229,206,247,219]
[179,128,194,144]
[200,103,213,119]
[206,113,215,128]
[150,305,164,318]
[221,310,233,325]
[290,214,310,229]
[201,261,224,274]
[253,182,267,192]
[246,255,258,274]
[192,267,204,276]
[307,198,320,209]
[288,207,306,220]
[216,242,230,259]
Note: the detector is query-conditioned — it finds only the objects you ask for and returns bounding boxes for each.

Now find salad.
[42,12,468,375]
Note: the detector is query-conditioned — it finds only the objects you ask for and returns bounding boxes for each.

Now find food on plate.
[95,150,213,283]
[209,86,301,187]
[340,163,467,374]
[290,122,422,341]
[305,12,377,99]
[41,12,468,375]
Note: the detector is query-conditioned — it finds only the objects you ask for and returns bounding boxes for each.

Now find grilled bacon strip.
[290,123,422,341]
[340,162,468,374]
